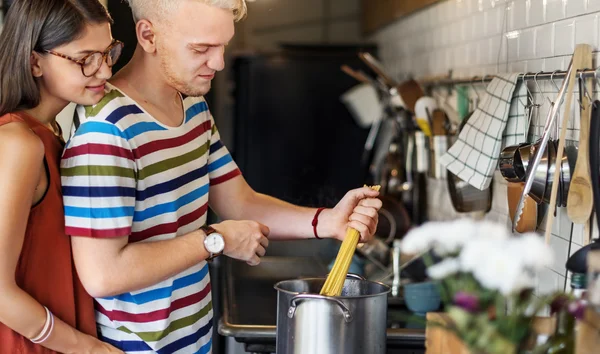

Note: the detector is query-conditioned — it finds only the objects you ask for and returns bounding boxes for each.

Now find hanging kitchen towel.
[439,73,528,190]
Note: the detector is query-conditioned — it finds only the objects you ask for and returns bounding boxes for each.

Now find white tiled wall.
[372,0,600,295]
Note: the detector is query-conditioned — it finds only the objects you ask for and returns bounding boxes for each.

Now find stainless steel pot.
[274,275,390,354]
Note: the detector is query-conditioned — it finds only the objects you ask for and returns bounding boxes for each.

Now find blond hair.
[126,0,246,22]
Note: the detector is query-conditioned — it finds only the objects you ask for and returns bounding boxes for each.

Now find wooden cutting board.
[508,182,537,233]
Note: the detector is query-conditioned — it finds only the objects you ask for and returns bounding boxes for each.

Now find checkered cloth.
[439,73,529,190]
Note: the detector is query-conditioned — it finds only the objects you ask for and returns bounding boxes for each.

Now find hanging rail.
[419,68,600,87]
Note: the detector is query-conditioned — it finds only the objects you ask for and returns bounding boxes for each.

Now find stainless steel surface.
[560,144,577,207]
[357,237,391,269]
[432,136,448,179]
[391,240,402,297]
[287,293,352,322]
[414,132,429,173]
[218,257,425,345]
[275,277,390,354]
[447,171,493,213]
[513,59,574,231]
[544,141,557,204]
[499,143,528,183]
[421,68,597,87]
[518,143,532,179]
[527,140,551,204]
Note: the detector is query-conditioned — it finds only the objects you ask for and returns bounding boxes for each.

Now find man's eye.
[194,48,209,54]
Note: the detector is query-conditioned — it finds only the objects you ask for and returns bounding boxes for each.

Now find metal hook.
[580,70,593,103]
[470,77,481,105]
[550,71,561,92]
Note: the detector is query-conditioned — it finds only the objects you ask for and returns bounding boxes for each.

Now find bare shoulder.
[0,121,44,164]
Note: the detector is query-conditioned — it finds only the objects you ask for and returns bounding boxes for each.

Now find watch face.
[205,233,225,253]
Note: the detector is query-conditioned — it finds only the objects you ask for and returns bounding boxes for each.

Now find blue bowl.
[403,281,441,316]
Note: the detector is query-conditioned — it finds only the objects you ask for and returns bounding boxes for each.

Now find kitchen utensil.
[414,96,437,136]
[358,52,397,88]
[430,109,449,179]
[275,275,390,354]
[567,70,595,224]
[508,182,537,233]
[558,143,576,207]
[447,171,493,213]
[590,101,600,240]
[543,44,592,242]
[403,281,441,316]
[526,141,551,204]
[397,79,425,114]
[341,83,383,128]
[391,240,401,297]
[340,65,372,84]
[564,101,600,276]
[499,143,529,183]
[514,53,573,234]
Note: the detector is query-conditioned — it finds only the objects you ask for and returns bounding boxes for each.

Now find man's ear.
[137,19,158,53]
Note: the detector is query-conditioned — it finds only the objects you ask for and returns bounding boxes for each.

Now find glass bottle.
[543,308,575,354]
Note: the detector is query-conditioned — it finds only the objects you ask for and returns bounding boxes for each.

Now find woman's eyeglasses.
[45,40,124,77]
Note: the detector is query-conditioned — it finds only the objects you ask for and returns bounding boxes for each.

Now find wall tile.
[537,268,564,294]
[535,24,555,57]
[519,28,536,60]
[507,31,520,61]
[370,0,587,299]
[566,0,588,18]
[549,235,570,275]
[509,0,528,30]
[554,20,575,56]
[590,0,600,12]
[527,0,545,26]
[546,0,566,23]
[575,14,598,50]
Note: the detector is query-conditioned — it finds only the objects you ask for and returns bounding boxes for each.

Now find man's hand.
[211,220,270,266]
[320,186,382,242]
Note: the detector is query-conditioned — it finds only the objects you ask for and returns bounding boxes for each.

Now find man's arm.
[63,117,267,298]
[208,175,382,242]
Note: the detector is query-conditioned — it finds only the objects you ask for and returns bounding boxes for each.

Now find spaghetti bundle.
[320,185,381,296]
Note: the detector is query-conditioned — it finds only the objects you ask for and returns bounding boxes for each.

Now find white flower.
[476,220,511,241]
[505,233,553,270]
[430,219,478,255]
[427,258,461,279]
[401,218,481,256]
[400,222,443,254]
[459,237,504,273]
[472,250,531,295]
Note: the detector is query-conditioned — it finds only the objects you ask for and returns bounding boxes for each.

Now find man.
[60,0,382,353]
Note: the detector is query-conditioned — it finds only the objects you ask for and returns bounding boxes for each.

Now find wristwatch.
[200,225,225,262]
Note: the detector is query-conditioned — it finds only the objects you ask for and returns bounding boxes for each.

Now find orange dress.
[0,112,96,353]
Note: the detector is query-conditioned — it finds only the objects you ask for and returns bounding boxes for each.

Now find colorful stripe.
[62,86,240,353]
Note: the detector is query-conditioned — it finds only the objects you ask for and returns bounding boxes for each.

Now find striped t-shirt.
[61,83,241,353]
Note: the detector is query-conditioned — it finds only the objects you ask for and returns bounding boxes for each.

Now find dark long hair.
[0,0,112,116]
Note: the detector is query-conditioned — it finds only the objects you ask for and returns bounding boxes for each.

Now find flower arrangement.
[401,219,581,354]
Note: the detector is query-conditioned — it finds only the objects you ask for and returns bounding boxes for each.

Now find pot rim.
[273,277,392,299]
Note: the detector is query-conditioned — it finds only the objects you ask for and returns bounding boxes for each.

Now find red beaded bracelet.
[312,207,326,239]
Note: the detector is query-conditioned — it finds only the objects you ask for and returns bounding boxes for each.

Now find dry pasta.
[320,185,381,296]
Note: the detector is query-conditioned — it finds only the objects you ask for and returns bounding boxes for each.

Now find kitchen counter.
[217,256,426,354]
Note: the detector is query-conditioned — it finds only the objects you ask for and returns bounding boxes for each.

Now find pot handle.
[345,273,366,281]
[288,294,353,323]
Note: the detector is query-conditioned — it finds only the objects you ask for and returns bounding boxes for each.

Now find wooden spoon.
[567,49,594,224]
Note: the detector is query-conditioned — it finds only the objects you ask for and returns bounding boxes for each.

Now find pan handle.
[288,294,353,322]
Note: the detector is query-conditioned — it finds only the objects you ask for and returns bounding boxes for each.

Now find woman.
[0,0,124,352]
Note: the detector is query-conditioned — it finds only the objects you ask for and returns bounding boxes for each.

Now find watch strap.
[200,225,222,262]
